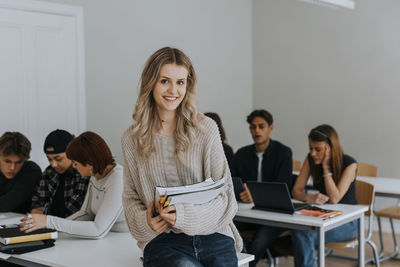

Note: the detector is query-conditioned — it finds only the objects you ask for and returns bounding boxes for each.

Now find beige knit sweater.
[121,116,243,252]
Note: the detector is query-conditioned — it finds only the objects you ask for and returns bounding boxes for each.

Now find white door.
[0,0,85,169]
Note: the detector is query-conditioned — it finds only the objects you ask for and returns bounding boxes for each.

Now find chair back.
[356,180,375,216]
[357,162,378,177]
[293,159,302,172]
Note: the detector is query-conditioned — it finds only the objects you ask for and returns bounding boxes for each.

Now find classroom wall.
[38,0,253,164]
[253,0,400,178]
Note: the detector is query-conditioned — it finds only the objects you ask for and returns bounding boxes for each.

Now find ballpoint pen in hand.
[43,203,49,215]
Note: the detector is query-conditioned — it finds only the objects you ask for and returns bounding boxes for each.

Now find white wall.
[37,0,253,164]
[253,0,400,178]
[253,0,400,233]
[25,0,400,233]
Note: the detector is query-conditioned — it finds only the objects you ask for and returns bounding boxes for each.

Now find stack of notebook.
[155,178,226,208]
[0,224,57,254]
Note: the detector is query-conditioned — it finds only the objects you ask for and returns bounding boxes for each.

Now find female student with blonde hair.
[291,124,358,267]
[121,47,242,267]
[21,131,127,238]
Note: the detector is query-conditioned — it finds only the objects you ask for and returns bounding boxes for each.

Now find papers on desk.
[295,206,343,220]
[155,178,226,207]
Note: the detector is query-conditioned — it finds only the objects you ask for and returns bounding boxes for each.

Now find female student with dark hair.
[20,131,127,238]
[122,47,242,267]
[291,124,358,267]
[204,112,234,171]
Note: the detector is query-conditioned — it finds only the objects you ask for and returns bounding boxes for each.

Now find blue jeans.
[143,232,238,267]
[292,220,358,267]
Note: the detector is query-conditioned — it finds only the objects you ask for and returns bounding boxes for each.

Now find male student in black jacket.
[0,132,41,213]
[232,109,293,267]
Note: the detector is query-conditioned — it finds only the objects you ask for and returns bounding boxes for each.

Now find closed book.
[0,226,57,245]
[295,206,343,220]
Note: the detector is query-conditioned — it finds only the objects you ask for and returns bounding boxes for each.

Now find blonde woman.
[292,124,358,267]
[122,47,242,267]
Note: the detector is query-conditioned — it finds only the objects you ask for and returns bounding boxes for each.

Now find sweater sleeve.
[121,134,158,243]
[173,121,238,235]
[46,177,123,239]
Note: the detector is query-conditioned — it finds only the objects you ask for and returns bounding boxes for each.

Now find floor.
[256,231,400,267]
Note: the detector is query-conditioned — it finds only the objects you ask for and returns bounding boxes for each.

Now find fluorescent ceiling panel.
[300,0,355,9]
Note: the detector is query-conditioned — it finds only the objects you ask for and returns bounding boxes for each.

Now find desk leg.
[358,214,365,267]
[318,227,325,267]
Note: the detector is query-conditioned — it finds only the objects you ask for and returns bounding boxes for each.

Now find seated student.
[291,124,357,267]
[232,109,293,267]
[204,112,234,171]
[0,132,41,213]
[20,131,127,238]
[30,129,90,217]
[122,47,242,267]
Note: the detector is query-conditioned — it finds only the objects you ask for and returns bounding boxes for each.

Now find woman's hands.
[322,144,331,170]
[308,193,329,204]
[240,183,254,203]
[146,200,176,234]
[19,213,47,233]
[30,207,45,214]
[159,204,176,226]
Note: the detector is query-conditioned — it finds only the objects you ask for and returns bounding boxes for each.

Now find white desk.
[0,212,23,225]
[2,232,142,267]
[357,176,400,198]
[0,213,141,267]
[1,213,253,267]
[235,203,368,267]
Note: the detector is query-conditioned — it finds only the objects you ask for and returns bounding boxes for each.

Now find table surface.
[357,176,400,197]
[17,232,142,267]
[236,202,367,267]
[236,202,368,229]
[1,213,253,267]
[0,213,142,266]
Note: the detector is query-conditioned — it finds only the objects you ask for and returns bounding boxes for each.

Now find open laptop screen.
[247,181,309,214]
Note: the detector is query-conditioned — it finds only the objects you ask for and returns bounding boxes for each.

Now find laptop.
[247,181,310,214]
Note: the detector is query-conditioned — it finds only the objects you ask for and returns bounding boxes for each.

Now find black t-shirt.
[50,172,66,217]
[0,161,42,213]
[313,154,357,204]
[231,139,293,189]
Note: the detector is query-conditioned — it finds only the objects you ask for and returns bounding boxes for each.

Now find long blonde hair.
[132,47,200,159]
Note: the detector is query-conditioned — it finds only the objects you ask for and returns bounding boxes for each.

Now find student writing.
[20,132,127,238]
